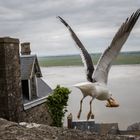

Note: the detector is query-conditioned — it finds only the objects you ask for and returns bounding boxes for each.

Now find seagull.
[57,9,140,120]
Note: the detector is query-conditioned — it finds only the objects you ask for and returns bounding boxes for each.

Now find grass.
[38,51,140,67]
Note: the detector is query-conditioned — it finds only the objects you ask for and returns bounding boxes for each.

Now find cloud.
[0,0,139,56]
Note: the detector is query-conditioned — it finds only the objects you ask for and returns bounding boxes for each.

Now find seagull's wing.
[57,16,94,82]
[92,9,140,84]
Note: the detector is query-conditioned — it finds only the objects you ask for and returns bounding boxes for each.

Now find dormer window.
[20,55,42,101]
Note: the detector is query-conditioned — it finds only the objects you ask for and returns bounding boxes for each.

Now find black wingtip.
[136,8,140,13]
[57,16,69,27]
[56,16,61,19]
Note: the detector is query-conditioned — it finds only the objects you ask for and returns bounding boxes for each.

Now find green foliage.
[46,85,71,127]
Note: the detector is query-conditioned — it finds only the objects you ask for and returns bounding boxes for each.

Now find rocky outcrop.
[0,118,139,140]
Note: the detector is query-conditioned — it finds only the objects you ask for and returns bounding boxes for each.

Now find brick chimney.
[0,37,23,122]
[21,42,31,55]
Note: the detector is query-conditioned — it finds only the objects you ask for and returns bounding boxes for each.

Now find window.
[22,80,29,100]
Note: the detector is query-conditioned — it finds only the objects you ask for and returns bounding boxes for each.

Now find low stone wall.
[22,103,52,125]
[120,130,140,136]
[0,118,140,140]
[70,120,119,135]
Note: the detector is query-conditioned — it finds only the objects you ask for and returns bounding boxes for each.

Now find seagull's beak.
[106,97,119,107]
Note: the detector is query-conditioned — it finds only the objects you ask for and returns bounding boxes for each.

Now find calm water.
[41,65,140,130]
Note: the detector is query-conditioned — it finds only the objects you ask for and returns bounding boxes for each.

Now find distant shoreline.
[41,64,140,68]
[38,51,140,67]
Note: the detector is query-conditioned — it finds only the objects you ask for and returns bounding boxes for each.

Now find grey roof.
[37,78,52,97]
[20,55,42,80]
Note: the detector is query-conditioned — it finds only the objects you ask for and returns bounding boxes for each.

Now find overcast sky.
[0,0,140,56]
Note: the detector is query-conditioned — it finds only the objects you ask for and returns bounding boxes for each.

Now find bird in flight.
[57,9,140,120]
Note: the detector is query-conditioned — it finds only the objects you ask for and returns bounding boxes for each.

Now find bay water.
[41,65,140,130]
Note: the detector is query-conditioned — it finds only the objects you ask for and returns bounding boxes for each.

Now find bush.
[46,85,71,127]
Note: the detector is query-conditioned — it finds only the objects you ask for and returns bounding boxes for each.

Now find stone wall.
[0,118,140,140]
[22,103,52,125]
[120,130,140,136]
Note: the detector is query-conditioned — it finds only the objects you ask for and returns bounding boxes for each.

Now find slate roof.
[20,55,42,80]
[37,78,52,97]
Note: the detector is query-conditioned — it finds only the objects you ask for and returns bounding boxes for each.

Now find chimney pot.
[21,42,31,55]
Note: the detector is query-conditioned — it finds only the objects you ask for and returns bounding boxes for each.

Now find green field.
[38,51,140,67]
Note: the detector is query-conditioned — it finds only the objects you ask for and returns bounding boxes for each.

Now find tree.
[46,85,71,127]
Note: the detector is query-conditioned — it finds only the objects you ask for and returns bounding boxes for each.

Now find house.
[0,37,52,124]
[20,42,52,109]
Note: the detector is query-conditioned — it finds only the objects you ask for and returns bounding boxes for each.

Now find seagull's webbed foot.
[77,109,81,119]
[90,113,94,119]
[87,112,94,120]
[87,111,91,120]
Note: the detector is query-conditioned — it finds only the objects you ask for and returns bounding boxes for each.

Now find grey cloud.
[0,0,139,55]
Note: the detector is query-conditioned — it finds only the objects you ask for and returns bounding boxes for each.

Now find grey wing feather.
[57,16,94,82]
[92,9,140,84]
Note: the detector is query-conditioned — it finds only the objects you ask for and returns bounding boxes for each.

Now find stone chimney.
[0,37,23,122]
[21,42,31,55]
